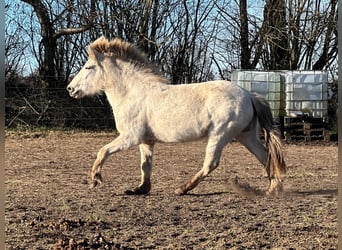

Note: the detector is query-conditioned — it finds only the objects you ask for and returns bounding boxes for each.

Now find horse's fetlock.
[175,187,187,195]
[93,172,103,182]
[89,172,103,189]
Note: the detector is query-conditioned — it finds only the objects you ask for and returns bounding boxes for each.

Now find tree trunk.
[264,0,290,70]
[239,0,251,69]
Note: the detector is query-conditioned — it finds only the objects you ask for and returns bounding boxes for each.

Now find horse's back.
[195,80,254,132]
[145,80,254,142]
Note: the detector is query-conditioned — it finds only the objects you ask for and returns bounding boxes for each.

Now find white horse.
[67,37,286,196]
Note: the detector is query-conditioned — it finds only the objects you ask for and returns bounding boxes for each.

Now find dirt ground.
[5,131,338,249]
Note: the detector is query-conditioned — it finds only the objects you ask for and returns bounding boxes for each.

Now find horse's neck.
[103,66,130,111]
[104,78,140,113]
[104,88,125,114]
[104,63,166,113]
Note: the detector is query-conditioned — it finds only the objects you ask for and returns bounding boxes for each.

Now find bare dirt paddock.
[5,131,338,249]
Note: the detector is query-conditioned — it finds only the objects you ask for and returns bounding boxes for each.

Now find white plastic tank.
[231,70,285,118]
[284,71,328,118]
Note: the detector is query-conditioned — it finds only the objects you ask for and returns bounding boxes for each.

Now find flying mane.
[88,37,168,84]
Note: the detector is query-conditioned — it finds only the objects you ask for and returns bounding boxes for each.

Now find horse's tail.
[250,93,287,180]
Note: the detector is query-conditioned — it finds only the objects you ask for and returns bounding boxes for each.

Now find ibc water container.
[231,70,285,118]
[284,71,328,118]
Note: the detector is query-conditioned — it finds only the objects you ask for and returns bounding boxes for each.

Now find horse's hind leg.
[175,136,228,195]
[236,131,283,195]
[236,131,268,165]
[125,143,154,195]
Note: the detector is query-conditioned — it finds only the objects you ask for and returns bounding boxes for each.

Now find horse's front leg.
[125,143,154,195]
[90,135,135,189]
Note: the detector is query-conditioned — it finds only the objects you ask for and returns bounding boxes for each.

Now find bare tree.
[262,0,290,69]
[216,0,337,71]
[5,22,26,79]
[20,0,96,88]
[161,0,216,84]
[311,0,337,70]
[5,3,30,79]
[287,0,337,70]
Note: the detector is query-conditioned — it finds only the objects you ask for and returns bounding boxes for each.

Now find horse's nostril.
[67,86,73,92]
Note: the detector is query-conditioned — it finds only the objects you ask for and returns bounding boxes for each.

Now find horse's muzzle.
[67,86,81,98]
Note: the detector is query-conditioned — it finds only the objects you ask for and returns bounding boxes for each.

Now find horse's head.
[67,36,166,98]
[67,43,107,99]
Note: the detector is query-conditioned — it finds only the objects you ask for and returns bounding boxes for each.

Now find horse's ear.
[89,47,105,62]
[93,36,106,43]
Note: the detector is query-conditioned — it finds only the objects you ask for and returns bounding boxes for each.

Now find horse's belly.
[155,128,207,143]
[149,116,209,143]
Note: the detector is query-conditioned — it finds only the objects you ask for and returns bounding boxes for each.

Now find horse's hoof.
[266,179,283,196]
[124,187,150,195]
[124,189,148,195]
[124,189,134,195]
[125,181,151,195]
[266,189,283,197]
[174,187,187,195]
[89,181,98,189]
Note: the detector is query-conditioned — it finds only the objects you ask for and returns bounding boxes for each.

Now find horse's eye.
[85,65,95,70]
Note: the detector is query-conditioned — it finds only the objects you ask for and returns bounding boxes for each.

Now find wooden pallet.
[284,117,329,141]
